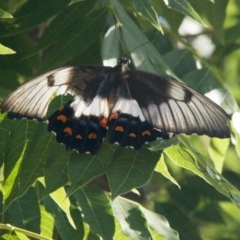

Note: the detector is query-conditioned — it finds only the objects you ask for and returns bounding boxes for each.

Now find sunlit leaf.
[0,8,13,18]
[0,44,15,54]
[131,0,163,33]
[155,155,180,189]
[163,0,206,26]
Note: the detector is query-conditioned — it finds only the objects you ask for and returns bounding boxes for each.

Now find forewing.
[0,65,110,120]
[127,70,230,138]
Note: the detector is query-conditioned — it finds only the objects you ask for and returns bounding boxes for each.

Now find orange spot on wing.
[58,106,64,111]
[57,114,67,122]
[109,112,119,121]
[100,117,108,128]
[76,134,82,139]
[88,133,97,139]
[115,126,124,132]
[129,133,136,138]
[63,127,72,135]
[142,130,151,136]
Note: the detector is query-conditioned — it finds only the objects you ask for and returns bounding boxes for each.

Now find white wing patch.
[148,104,163,127]
[168,83,186,101]
[1,67,76,119]
[168,99,187,132]
[71,96,109,118]
[144,94,229,137]
[112,98,145,121]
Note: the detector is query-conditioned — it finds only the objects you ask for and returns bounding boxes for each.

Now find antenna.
[115,23,127,57]
[129,35,158,54]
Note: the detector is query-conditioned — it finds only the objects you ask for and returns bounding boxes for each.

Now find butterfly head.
[119,57,130,73]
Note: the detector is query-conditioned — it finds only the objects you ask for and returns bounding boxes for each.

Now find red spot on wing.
[142,130,151,136]
[76,134,82,139]
[88,133,97,139]
[129,133,136,138]
[57,114,67,122]
[63,127,72,135]
[115,126,124,132]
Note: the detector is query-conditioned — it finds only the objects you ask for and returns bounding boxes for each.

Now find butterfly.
[0,58,230,154]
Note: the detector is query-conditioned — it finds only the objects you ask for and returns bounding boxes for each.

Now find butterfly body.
[0,58,230,154]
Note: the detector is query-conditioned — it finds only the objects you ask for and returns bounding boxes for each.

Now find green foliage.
[0,0,240,239]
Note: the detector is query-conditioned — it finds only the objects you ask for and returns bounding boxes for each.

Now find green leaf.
[102,25,120,66]
[43,193,84,239]
[74,187,115,240]
[14,232,29,240]
[0,223,52,240]
[8,0,71,35]
[164,136,240,208]
[151,0,184,33]
[149,229,165,240]
[42,144,70,197]
[188,0,228,43]
[182,68,220,94]
[112,197,179,239]
[0,8,13,18]
[225,23,240,43]
[111,0,170,75]
[15,124,53,197]
[149,136,179,151]
[0,34,40,77]
[1,232,20,240]
[0,44,15,54]
[114,219,131,240]
[162,49,196,78]
[50,188,75,228]
[2,120,38,207]
[131,0,163,33]
[139,206,180,240]
[163,0,206,26]
[154,201,200,239]
[155,155,180,189]
[34,0,98,53]
[107,147,160,199]
[67,142,115,196]
[39,204,54,238]
[0,116,12,167]
[1,120,55,209]
[8,187,40,233]
[40,7,108,72]
[112,197,151,239]
[209,138,230,172]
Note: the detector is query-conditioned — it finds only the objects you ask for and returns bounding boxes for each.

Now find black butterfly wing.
[105,65,172,150]
[0,60,230,154]
[1,65,113,154]
[0,65,111,120]
[123,69,230,138]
